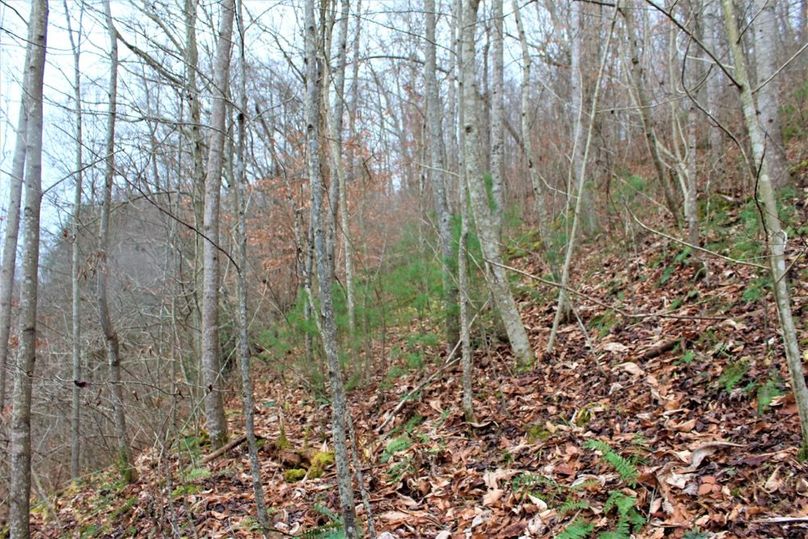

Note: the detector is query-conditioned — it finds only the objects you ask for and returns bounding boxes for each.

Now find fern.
[584,440,638,486]
[600,491,645,538]
[558,518,594,539]
[558,499,590,515]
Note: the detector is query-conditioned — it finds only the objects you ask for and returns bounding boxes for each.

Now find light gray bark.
[620,0,679,224]
[462,0,532,368]
[233,1,269,527]
[304,0,358,534]
[98,0,133,482]
[0,14,32,414]
[425,0,460,350]
[722,0,808,454]
[63,0,84,482]
[201,0,235,449]
[8,1,47,535]
[490,0,505,234]
[753,0,790,188]
[703,0,724,176]
[512,0,550,241]
[548,5,618,352]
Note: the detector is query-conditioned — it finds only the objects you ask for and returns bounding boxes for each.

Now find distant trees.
[1,0,807,531]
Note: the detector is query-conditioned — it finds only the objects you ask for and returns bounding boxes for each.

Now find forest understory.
[28,189,808,538]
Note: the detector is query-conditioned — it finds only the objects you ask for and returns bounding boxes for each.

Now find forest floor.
[29,190,808,538]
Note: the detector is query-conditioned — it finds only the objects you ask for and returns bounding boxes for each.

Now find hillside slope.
[30,193,808,538]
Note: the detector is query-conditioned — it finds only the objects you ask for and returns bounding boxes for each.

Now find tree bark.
[0,14,32,414]
[548,5,619,352]
[8,1,47,535]
[753,0,790,189]
[722,0,808,454]
[425,0,460,350]
[512,0,551,240]
[462,0,533,368]
[620,0,679,225]
[232,1,270,527]
[98,0,134,482]
[201,0,236,449]
[490,0,505,235]
[63,0,85,481]
[304,0,358,534]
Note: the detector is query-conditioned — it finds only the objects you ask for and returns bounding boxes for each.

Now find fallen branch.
[753,516,808,524]
[202,434,248,464]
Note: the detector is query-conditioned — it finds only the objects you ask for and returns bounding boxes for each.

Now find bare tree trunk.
[753,0,790,189]
[512,0,550,241]
[548,5,618,352]
[201,0,236,449]
[722,0,808,455]
[232,2,269,527]
[63,0,85,481]
[185,0,205,394]
[8,1,47,535]
[462,0,532,368]
[0,19,32,414]
[490,0,505,235]
[704,0,724,178]
[99,0,134,482]
[304,0,358,534]
[425,0,460,350]
[620,0,679,225]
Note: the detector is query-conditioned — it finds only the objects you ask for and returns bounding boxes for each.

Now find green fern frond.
[558,518,594,539]
[558,498,590,515]
[585,440,639,486]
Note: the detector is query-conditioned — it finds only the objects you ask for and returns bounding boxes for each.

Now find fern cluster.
[584,440,639,486]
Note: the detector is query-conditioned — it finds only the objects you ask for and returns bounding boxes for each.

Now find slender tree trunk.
[620,0,679,225]
[232,2,269,527]
[8,1,47,535]
[64,0,85,481]
[512,0,550,240]
[490,0,505,235]
[722,0,808,454]
[548,5,618,352]
[185,0,205,392]
[703,0,724,178]
[753,0,790,189]
[304,0,358,534]
[201,0,236,449]
[0,22,32,414]
[462,0,533,368]
[425,0,460,350]
[98,0,134,482]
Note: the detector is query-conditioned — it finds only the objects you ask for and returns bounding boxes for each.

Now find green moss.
[308,451,335,479]
[284,468,307,483]
[382,436,413,463]
[525,424,552,443]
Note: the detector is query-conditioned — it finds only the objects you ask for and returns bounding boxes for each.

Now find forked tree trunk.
[99,0,134,482]
[304,0,358,534]
[425,0,460,350]
[8,1,47,535]
[462,0,532,369]
[722,0,808,454]
[201,0,236,449]
[0,24,32,414]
